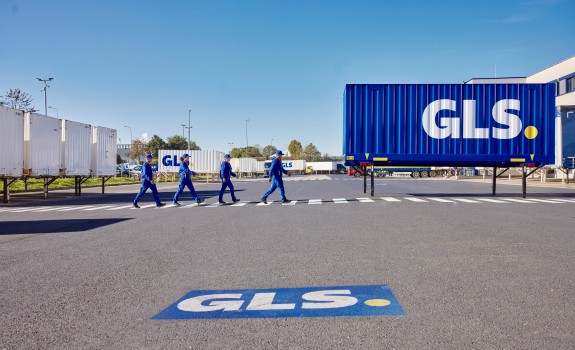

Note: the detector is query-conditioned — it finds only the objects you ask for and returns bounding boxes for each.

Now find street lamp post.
[124,125,132,161]
[37,77,53,115]
[188,109,191,150]
[245,119,250,150]
[228,142,234,153]
[181,124,186,139]
[49,106,59,118]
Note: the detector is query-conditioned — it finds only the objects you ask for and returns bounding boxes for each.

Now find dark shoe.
[261,198,267,204]
[282,199,291,204]
[133,203,140,209]
[233,199,240,203]
[196,199,204,204]
[218,201,226,204]
[157,203,166,208]
[173,202,181,207]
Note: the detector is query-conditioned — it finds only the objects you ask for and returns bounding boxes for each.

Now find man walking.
[261,150,291,204]
[173,153,204,206]
[218,154,239,204]
[133,154,166,208]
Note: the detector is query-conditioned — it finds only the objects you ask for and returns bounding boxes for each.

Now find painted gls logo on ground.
[152,285,404,319]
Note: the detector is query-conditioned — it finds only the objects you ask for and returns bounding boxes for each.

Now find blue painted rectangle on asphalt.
[152,285,404,319]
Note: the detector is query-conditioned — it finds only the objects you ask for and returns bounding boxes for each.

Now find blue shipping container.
[343,83,556,167]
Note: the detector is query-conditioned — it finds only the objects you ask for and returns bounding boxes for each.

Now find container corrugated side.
[62,120,92,176]
[0,106,24,177]
[158,150,224,173]
[91,126,117,176]
[256,161,265,172]
[343,83,556,167]
[307,161,337,171]
[230,158,258,173]
[24,112,62,176]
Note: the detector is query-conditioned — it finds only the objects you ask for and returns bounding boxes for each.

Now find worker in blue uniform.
[173,153,204,206]
[218,154,239,204]
[133,154,166,208]
[261,150,291,204]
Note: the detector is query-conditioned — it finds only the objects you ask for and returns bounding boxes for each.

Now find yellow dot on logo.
[524,126,538,140]
[364,299,391,307]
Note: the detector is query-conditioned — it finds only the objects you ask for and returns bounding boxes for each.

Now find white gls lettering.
[422,99,522,139]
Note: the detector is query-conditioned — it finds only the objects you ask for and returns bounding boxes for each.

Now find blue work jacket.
[179,161,195,179]
[268,157,288,179]
[141,162,155,183]
[220,161,236,180]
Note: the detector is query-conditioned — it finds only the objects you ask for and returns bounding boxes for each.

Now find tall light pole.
[228,142,234,152]
[181,124,186,139]
[245,119,250,150]
[49,106,58,118]
[37,77,53,115]
[188,109,191,150]
[124,125,132,160]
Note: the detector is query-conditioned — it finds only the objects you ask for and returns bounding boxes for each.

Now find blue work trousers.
[173,178,199,203]
[134,181,161,205]
[262,177,286,201]
[219,180,237,202]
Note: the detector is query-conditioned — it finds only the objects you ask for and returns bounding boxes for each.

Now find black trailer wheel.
[429,170,437,177]
[412,171,420,178]
[421,171,429,178]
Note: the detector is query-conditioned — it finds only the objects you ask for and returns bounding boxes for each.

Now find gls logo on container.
[152,285,404,319]
[423,99,539,140]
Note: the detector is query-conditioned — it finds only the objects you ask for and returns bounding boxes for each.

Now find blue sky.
[1,0,573,155]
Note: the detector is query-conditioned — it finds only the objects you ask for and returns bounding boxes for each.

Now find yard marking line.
[182,203,199,208]
[500,198,535,203]
[83,205,116,211]
[10,207,48,213]
[404,197,428,202]
[31,206,71,212]
[257,200,273,206]
[333,198,348,204]
[380,197,401,202]
[526,198,564,204]
[105,205,134,210]
[451,198,480,203]
[476,198,508,203]
[308,199,322,205]
[427,198,455,203]
[207,203,221,207]
[231,201,249,207]
[136,204,156,209]
[57,205,97,211]
[282,200,297,206]
[357,198,375,203]
[551,198,575,203]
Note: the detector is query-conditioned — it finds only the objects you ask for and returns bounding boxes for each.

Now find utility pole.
[228,142,234,153]
[245,119,250,149]
[49,106,59,118]
[37,77,53,115]
[181,124,186,139]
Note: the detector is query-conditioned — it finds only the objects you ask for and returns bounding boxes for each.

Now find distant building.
[117,143,131,161]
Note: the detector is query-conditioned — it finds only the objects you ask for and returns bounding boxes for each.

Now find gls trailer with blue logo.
[343,83,557,197]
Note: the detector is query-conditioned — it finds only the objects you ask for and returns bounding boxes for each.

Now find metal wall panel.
[62,120,92,176]
[91,126,117,176]
[24,112,62,176]
[0,106,24,177]
[343,83,556,166]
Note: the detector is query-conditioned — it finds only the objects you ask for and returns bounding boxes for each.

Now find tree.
[116,154,123,164]
[166,135,188,150]
[288,140,303,159]
[1,89,36,112]
[230,147,243,158]
[147,135,167,158]
[166,135,200,150]
[126,138,147,162]
[302,143,321,162]
[262,145,277,158]
[229,146,262,158]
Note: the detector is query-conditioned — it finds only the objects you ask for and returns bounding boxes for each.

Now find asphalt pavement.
[1,175,574,349]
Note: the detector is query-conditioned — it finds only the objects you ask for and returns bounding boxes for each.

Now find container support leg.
[522,165,527,198]
[102,176,112,194]
[24,177,28,192]
[3,178,18,203]
[492,167,497,196]
[370,163,375,197]
[43,177,59,199]
[363,166,367,194]
[567,169,570,185]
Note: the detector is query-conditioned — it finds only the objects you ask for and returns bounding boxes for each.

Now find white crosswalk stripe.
[106,204,135,210]
[551,198,575,203]
[83,205,116,211]
[500,198,535,203]
[257,200,273,206]
[333,198,348,204]
[451,198,480,203]
[381,197,401,202]
[282,200,297,206]
[231,201,249,207]
[525,198,565,204]
[308,199,322,205]
[475,198,508,203]
[183,203,200,208]
[57,205,97,211]
[31,206,71,212]
[405,197,428,202]
[357,198,375,203]
[427,198,455,203]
